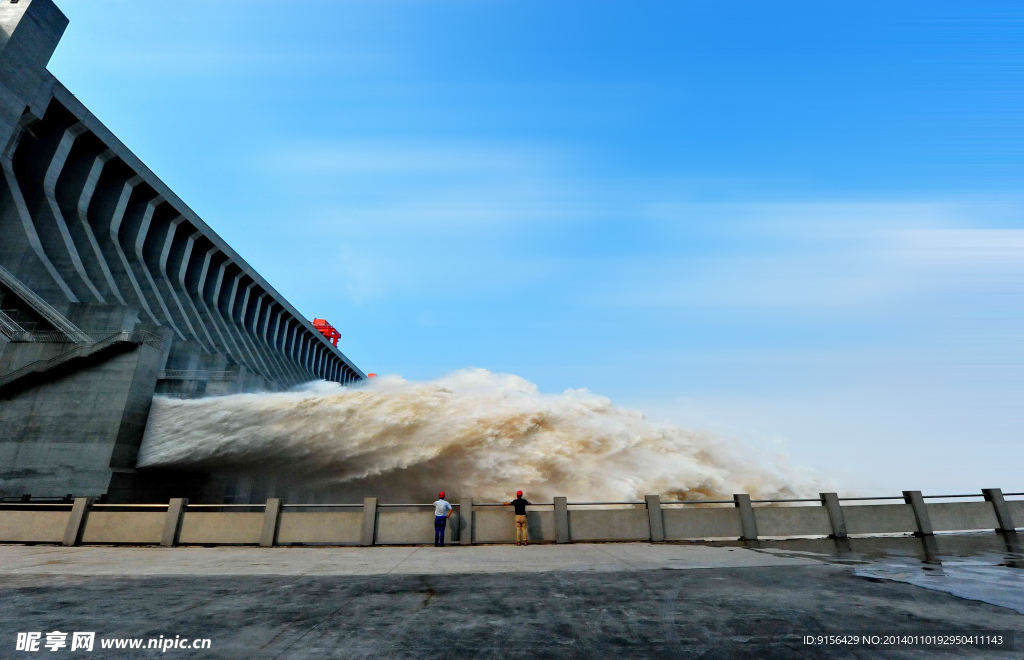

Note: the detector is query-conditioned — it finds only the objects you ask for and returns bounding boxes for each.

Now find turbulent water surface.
[139,369,818,502]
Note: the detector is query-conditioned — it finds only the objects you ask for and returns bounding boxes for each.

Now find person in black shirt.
[505,490,531,545]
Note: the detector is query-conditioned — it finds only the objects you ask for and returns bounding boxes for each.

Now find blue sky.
[50,1,1023,494]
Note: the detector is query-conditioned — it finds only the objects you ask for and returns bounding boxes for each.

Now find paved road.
[1,540,1021,659]
[0,542,814,576]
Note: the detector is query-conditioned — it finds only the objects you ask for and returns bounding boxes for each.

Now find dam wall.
[0,0,365,501]
[0,489,1019,547]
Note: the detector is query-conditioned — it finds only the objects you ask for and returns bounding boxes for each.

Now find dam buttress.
[0,0,365,502]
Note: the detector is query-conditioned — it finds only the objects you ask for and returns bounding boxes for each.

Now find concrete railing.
[0,490,1019,548]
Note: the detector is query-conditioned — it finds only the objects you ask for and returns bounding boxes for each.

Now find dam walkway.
[1,534,1022,658]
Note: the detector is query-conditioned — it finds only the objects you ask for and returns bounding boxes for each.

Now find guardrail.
[0,309,26,338]
[158,370,240,381]
[0,264,92,342]
[0,488,1020,548]
[0,331,165,391]
[4,331,90,343]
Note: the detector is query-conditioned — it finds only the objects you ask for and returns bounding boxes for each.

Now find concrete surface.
[0,542,815,577]
[663,505,743,538]
[1008,499,1024,524]
[755,503,833,537]
[178,511,263,545]
[79,511,164,544]
[844,502,919,535]
[1,536,1022,658]
[0,510,69,543]
[276,511,362,546]
[375,511,455,546]
[473,509,556,544]
[928,501,1000,532]
[567,508,650,541]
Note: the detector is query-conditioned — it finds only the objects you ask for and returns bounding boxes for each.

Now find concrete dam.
[0,0,809,509]
[0,0,365,502]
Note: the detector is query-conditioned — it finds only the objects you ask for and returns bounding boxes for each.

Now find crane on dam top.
[312,319,342,347]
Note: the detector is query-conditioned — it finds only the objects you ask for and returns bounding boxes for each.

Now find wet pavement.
[1,532,1021,658]
[736,532,1024,615]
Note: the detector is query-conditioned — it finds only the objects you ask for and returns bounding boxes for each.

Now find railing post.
[460,498,473,545]
[360,497,377,546]
[62,497,92,547]
[161,498,188,547]
[820,492,847,539]
[982,488,1016,533]
[902,490,933,536]
[260,498,282,547]
[645,495,664,542]
[554,497,569,544]
[734,494,758,541]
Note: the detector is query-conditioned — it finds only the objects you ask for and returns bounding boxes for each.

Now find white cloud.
[596,201,1024,310]
[894,228,1024,265]
[263,141,569,176]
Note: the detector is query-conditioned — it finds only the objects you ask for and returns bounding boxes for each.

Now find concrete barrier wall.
[375,511,454,545]
[663,507,743,540]
[843,504,918,535]
[81,511,164,544]
[277,511,361,545]
[473,510,555,543]
[178,512,263,545]
[0,510,70,542]
[927,502,999,532]
[2,493,1020,547]
[754,505,833,537]
[568,509,650,541]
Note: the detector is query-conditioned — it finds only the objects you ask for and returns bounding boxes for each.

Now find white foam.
[138,368,819,501]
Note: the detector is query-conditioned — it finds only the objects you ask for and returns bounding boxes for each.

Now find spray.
[138,369,817,502]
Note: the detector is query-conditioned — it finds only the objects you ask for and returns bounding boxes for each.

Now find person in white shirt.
[433,492,453,547]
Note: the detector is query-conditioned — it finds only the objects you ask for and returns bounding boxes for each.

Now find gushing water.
[138,369,818,502]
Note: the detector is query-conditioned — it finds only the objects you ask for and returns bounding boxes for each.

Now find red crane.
[312,318,341,346]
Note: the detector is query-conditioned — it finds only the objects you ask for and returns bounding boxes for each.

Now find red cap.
[516,490,523,497]
[439,492,445,499]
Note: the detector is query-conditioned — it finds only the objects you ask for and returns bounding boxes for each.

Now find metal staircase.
[0,331,164,397]
[0,307,27,338]
[0,265,91,343]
